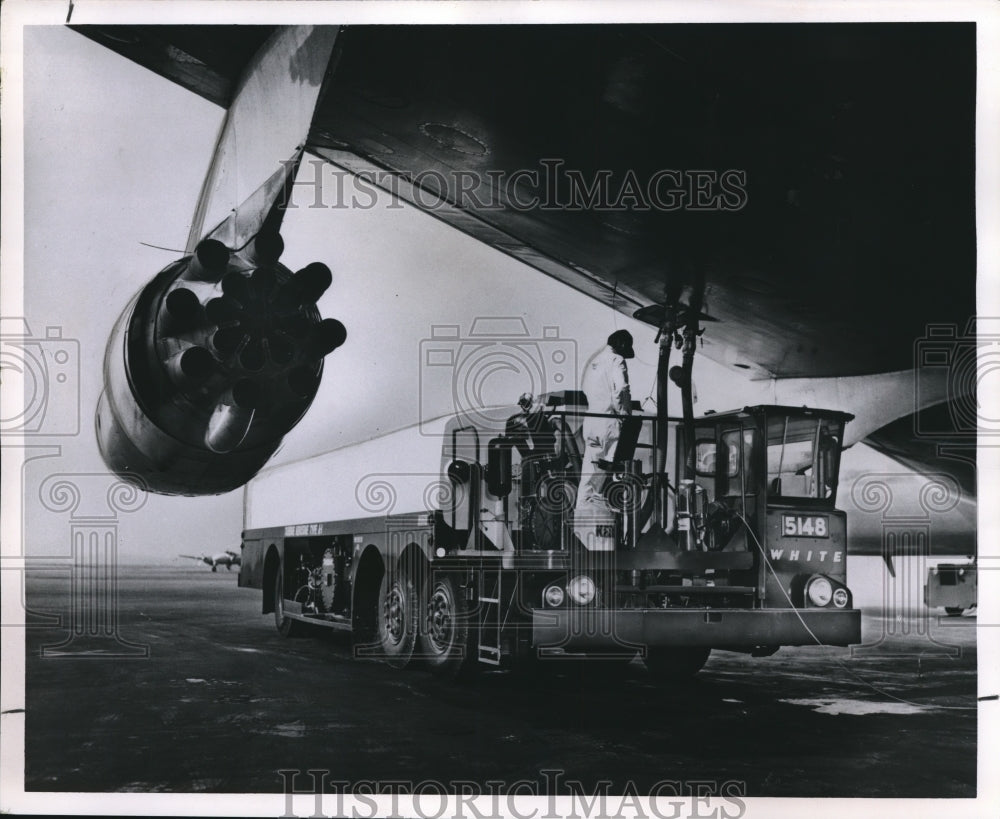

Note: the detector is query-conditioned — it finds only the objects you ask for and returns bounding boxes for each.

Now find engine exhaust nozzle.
[96,232,346,495]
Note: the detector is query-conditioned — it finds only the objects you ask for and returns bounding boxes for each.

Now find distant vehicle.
[180,550,241,572]
[925,562,977,616]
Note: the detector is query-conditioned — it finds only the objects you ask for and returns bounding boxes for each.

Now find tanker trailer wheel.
[945,607,966,616]
[421,574,477,680]
[643,647,710,682]
[377,572,419,669]
[274,563,307,638]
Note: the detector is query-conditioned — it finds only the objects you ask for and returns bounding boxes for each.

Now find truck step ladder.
[477,566,502,665]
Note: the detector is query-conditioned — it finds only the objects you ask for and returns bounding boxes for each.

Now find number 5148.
[782,515,828,537]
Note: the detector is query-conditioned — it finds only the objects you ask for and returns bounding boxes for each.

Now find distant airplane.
[179,551,241,572]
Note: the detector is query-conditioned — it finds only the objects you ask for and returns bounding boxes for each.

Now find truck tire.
[377,572,419,669]
[421,573,477,680]
[945,607,965,616]
[274,566,307,638]
[643,647,710,681]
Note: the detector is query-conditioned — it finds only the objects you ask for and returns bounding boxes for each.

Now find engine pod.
[96,236,344,495]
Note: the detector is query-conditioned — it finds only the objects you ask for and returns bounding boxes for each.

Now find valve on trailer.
[675,478,707,551]
[321,548,338,612]
[96,233,346,495]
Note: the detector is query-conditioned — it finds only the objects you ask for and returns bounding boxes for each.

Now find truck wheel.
[274,567,306,638]
[421,574,476,680]
[378,573,419,668]
[945,607,965,616]
[643,647,710,681]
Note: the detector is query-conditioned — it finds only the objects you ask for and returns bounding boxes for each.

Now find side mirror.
[486,437,512,497]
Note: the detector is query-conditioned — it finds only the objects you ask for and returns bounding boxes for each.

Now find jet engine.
[96,233,346,495]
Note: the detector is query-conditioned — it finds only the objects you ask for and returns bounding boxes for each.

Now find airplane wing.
[75,23,978,555]
[75,23,974,380]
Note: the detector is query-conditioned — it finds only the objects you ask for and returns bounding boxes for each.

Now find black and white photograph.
[1,1,997,816]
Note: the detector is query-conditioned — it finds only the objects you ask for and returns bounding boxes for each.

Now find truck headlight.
[567,575,596,605]
[832,588,849,608]
[543,585,565,607]
[806,576,833,607]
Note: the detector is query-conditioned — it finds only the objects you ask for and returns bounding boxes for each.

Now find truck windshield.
[766,415,843,500]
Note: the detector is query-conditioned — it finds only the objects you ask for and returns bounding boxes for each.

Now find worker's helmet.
[607,329,635,359]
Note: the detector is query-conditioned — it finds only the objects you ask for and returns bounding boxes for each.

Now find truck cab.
[429,399,860,677]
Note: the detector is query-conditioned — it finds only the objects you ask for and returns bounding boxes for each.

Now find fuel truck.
[236,392,861,680]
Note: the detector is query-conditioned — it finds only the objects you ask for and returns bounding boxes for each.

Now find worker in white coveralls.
[574,331,635,546]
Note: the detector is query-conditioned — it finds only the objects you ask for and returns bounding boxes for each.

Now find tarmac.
[18,565,977,797]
